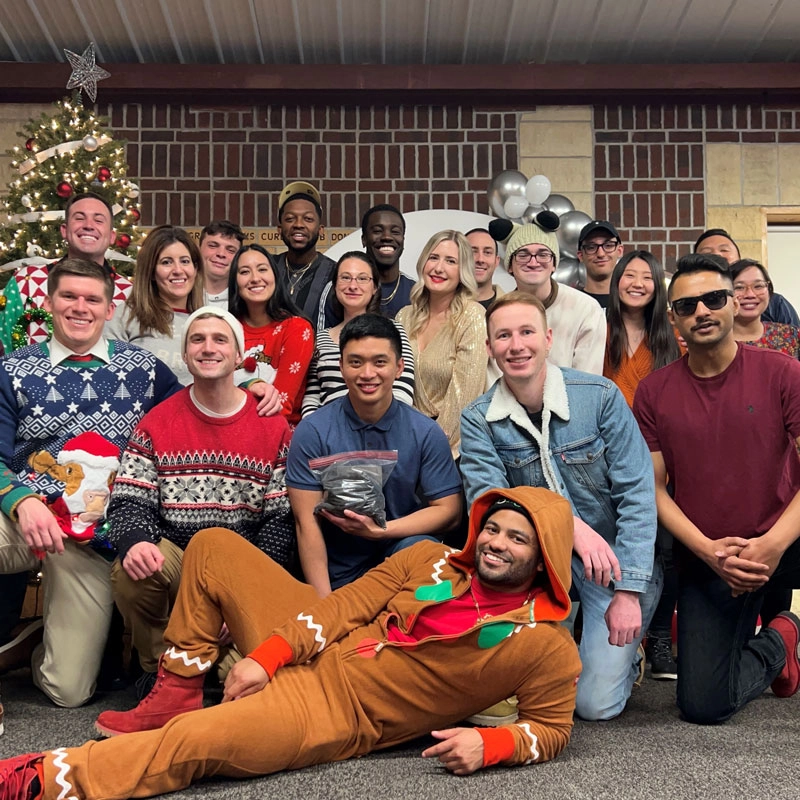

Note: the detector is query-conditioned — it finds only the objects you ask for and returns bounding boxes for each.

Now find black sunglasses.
[671,289,733,317]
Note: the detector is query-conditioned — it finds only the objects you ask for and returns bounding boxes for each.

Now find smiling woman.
[396,230,488,458]
[228,244,315,425]
[105,225,205,385]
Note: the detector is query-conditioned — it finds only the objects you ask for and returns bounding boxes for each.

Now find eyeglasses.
[337,274,373,285]
[580,239,621,255]
[512,249,554,266]
[671,289,733,317]
[732,281,770,295]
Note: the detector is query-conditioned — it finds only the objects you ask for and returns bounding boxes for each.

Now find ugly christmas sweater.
[107,388,295,566]
[0,340,180,547]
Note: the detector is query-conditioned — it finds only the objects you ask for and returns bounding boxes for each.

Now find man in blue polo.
[287,314,462,596]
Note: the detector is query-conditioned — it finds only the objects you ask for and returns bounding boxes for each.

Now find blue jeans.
[676,537,800,724]
[573,554,663,721]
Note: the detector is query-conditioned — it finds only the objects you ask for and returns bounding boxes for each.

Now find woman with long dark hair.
[301,251,415,416]
[604,250,682,682]
[604,250,681,406]
[106,225,204,384]
[228,244,314,425]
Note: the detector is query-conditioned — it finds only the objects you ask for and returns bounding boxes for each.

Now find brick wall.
[592,103,800,265]
[99,103,519,231]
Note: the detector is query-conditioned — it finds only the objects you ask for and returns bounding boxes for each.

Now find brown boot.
[94,663,204,737]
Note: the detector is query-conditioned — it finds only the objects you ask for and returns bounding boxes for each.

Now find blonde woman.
[106,225,204,384]
[397,230,487,458]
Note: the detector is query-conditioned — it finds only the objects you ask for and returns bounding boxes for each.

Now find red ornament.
[25,138,35,151]
[116,233,131,249]
[243,357,257,372]
[96,166,111,182]
[56,181,73,199]
[130,207,141,221]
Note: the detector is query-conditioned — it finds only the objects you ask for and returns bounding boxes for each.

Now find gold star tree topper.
[64,43,111,103]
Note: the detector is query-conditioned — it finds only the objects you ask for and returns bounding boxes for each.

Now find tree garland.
[11,305,53,350]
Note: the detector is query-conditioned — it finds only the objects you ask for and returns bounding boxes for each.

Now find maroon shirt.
[633,343,800,541]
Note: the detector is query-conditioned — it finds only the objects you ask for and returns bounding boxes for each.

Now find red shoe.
[767,611,800,698]
[0,753,44,800]
[95,665,204,737]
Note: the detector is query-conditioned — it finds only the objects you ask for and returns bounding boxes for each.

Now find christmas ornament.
[0,296,6,310]
[82,135,99,152]
[20,194,33,208]
[116,233,131,249]
[11,307,53,351]
[64,43,111,103]
[130,208,140,221]
[97,166,111,182]
[56,181,73,199]
[127,186,140,199]
[25,138,35,151]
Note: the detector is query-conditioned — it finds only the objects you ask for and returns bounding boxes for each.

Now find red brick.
[690,145,703,177]
[622,194,635,227]
[475,112,488,128]
[778,131,800,143]
[141,105,153,128]
[431,107,444,129]
[692,193,704,227]
[387,108,400,129]
[664,194,677,228]
[675,106,688,129]
[140,178,173,192]
[608,145,621,178]
[743,132,776,143]
[287,130,317,142]
[635,108,648,129]
[395,131,428,142]
[169,193,181,222]
[621,107,634,129]
[667,131,703,142]
[285,144,298,174]
[322,131,357,143]
[608,194,621,222]
[596,179,628,191]
[636,145,649,177]
[446,145,459,176]
[154,106,167,128]
[359,146,371,178]
[632,131,665,143]
[594,145,607,179]
[631,180,667,191]
[706,131,740,143]
[636,195,649,226]
[622,145,635,178]
[216,179,247,191]
[431,130,465,142]
[213,144,225,176]
[300,143,314,175]
[331,145,344,178]
[595,195,607,219]
[212,193,227,220]
[177,131,209,142]
[417,108,430,128]
[197,144,210,177]
[154,192,167,223]
[111,105,124,128]
[677,195,691,228]
[419,146,430,178]
[256,194,271,226]
[182,145,196,175]
[387,148,401,179]
[343,193,357,226]
[360,132,392,143]
[489,113,502,129]
[212,130,247,142]
[597,132,629,143]
[241,144,254,176]
[175,179,210,191]
[676,146,689,177]
[358,107,372,129]
[669,179,704,191]
[374,146,386,179]
[403,147,415,178]
[141,130,172,142]
[344,107,357,129]
[314,146,326,178]
[649,195,663,228]
[662,106,675,129]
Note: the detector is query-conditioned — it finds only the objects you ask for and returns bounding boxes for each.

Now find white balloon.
[504,195,529,220]
[526,175,552,206]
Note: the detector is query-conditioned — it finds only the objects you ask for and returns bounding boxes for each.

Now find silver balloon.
[553,256,585,289]
[521,203,544,224]
[487,169,528,218]
[544,193,575,219]
[557,210,593,259]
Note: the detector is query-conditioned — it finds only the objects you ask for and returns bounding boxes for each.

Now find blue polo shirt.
[287,395,462,587]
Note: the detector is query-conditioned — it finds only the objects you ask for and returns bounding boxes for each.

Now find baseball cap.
[578,220,621,248]
[278,181,322,212]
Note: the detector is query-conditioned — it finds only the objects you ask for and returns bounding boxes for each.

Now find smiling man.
[199,220,245,308]
[460,291,660,723]
[0,486,581,798]
[360,204,416,319]
[287,313,462,596]
[466,227,505,310]
[272,181,336,326]
[1,192,132,352]
[501,219,606,374]
[0,259,180,714]
[576,220,624,309]
[633,253,800,724]
[91,305,294,735]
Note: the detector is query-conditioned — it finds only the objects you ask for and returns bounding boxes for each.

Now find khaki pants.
[0,513,113,707]
[41,528,368,800]
[111,538,183,673]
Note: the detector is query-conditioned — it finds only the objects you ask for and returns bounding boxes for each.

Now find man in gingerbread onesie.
[0,485,581,797]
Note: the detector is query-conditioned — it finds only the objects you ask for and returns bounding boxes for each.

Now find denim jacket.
[460,366,656,593]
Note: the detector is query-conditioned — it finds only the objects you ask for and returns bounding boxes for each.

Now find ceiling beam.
[2,62,799,105]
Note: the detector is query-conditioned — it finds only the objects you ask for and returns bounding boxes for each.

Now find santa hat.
[57,431,120,471]
[490,211,560,271]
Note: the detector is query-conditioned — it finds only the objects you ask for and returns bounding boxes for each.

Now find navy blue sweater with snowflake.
[0,341,180,543]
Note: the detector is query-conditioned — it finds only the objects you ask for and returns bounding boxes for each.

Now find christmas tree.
[0,92,140,287]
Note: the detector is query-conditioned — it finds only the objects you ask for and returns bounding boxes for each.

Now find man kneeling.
[0,487,580,797]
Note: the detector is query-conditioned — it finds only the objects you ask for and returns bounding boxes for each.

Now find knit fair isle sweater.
[107,389,295,566]
[0,341,180,538]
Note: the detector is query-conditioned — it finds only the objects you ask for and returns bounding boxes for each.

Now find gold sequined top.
[397,301,488,458]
